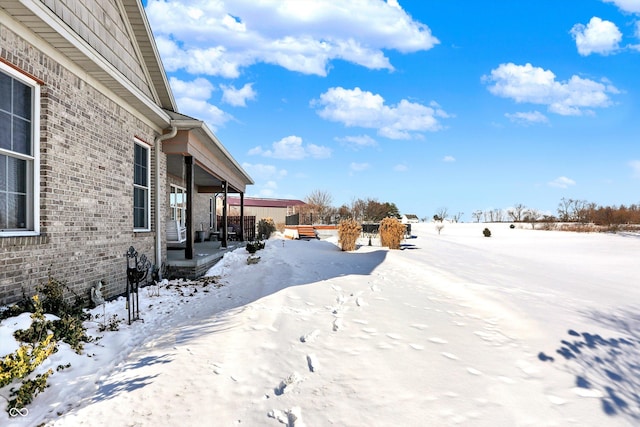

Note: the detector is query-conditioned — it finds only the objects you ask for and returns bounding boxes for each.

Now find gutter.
[154,125,178,271]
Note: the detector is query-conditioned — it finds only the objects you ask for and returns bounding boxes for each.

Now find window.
[133,140,150,231]
[0,64,39,236]
[170,184,186,226]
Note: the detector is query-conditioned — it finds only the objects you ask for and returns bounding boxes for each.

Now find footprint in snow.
[268,407,304,427]
[306,354,319,372]
[300,329,320,343]
[274,372,302,396]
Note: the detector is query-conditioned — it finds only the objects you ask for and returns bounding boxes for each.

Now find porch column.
[185,156,194,259]
[240,192,245,242]
[222,181,228,248]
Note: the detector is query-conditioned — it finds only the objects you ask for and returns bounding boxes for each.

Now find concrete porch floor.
[165,240,244,279]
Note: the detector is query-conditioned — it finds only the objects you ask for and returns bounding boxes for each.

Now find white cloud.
[241,163,287,197]
[570,17,622,56]
[313,87,450,139]
[335,135,378,149]
[443,156,456,162]
[220,83,257,107]
[249,135,331,160]
[548,176,577,188]
[602,0,640,14]
[350,162,370,172]
[394,164,408,172]
[241,163,288,181]
[630,160,640,178]
[146,0,438,77]
[505,111,549,125]
[483,63,618,116]
[168,77,233,131]
[169,77,215,99]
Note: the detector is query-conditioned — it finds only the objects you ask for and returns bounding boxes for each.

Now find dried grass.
[379,217,405,249]
[338,219,361,251]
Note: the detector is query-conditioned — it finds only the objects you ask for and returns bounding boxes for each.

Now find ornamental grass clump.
[257,217,276,239]
[338,219,361,251]
[380,217,405,249]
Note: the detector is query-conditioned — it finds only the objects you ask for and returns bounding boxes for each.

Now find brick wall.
[0,24,164,305]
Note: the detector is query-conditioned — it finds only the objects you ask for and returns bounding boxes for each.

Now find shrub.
[380,217,406,249]
[257,217,277,239]
[483,228,491,237]
[338,219,361,251]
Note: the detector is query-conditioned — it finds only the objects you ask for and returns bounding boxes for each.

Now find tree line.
[300,189,401,224]
[469,197,640,226]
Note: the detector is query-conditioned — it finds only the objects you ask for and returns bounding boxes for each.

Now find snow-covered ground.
[1,222,639,426]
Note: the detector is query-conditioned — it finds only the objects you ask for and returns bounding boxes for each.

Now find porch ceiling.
[166,154,226,192]
[162,114,253,194]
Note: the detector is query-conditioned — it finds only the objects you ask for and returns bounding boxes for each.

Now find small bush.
[257,218,277,239]
[380,217,406,249]
[338,219,361,251]
[483,228,491,237]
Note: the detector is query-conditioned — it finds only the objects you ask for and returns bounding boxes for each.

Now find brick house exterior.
[0,0,252,305]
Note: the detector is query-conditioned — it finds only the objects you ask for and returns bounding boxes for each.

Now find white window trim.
[170,184,186,227]
[0,62,40,237]
[133,138,151,232]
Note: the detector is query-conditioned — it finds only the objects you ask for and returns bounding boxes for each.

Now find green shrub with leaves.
[338,219,361,251]
[379,217,406,249]
[1,275,92,413]
[257,217,276,239]
[1,296,57,413]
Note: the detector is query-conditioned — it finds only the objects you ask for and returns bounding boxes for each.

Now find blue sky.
[144,0,640,221]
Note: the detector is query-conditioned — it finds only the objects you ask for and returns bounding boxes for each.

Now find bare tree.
[350,198,366,222]
[305,189,333,224]
[524,209,541,229]
[451,212,464,223]
[508,204,527,222]
[434,207,448,221]
[557,197,572,222]
[493,208,504,222]
[472,210,483,223]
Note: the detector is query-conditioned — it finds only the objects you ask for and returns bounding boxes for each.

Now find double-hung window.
[133,139,150,231]
[0,63,40,236]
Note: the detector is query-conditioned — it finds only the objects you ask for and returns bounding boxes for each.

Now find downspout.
[155,125,178,271]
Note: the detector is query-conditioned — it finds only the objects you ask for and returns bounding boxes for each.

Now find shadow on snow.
[538,308,640,422]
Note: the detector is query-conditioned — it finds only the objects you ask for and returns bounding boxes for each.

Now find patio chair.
[166,220,187,247]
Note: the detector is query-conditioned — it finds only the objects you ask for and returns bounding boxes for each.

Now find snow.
[1,222,639,426]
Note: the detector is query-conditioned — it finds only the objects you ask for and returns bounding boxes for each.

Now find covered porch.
[166,240,244,279]
[162,112,253,276]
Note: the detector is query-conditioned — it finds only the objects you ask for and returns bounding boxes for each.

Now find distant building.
[224,197,307,226]
[402,214,420,224]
